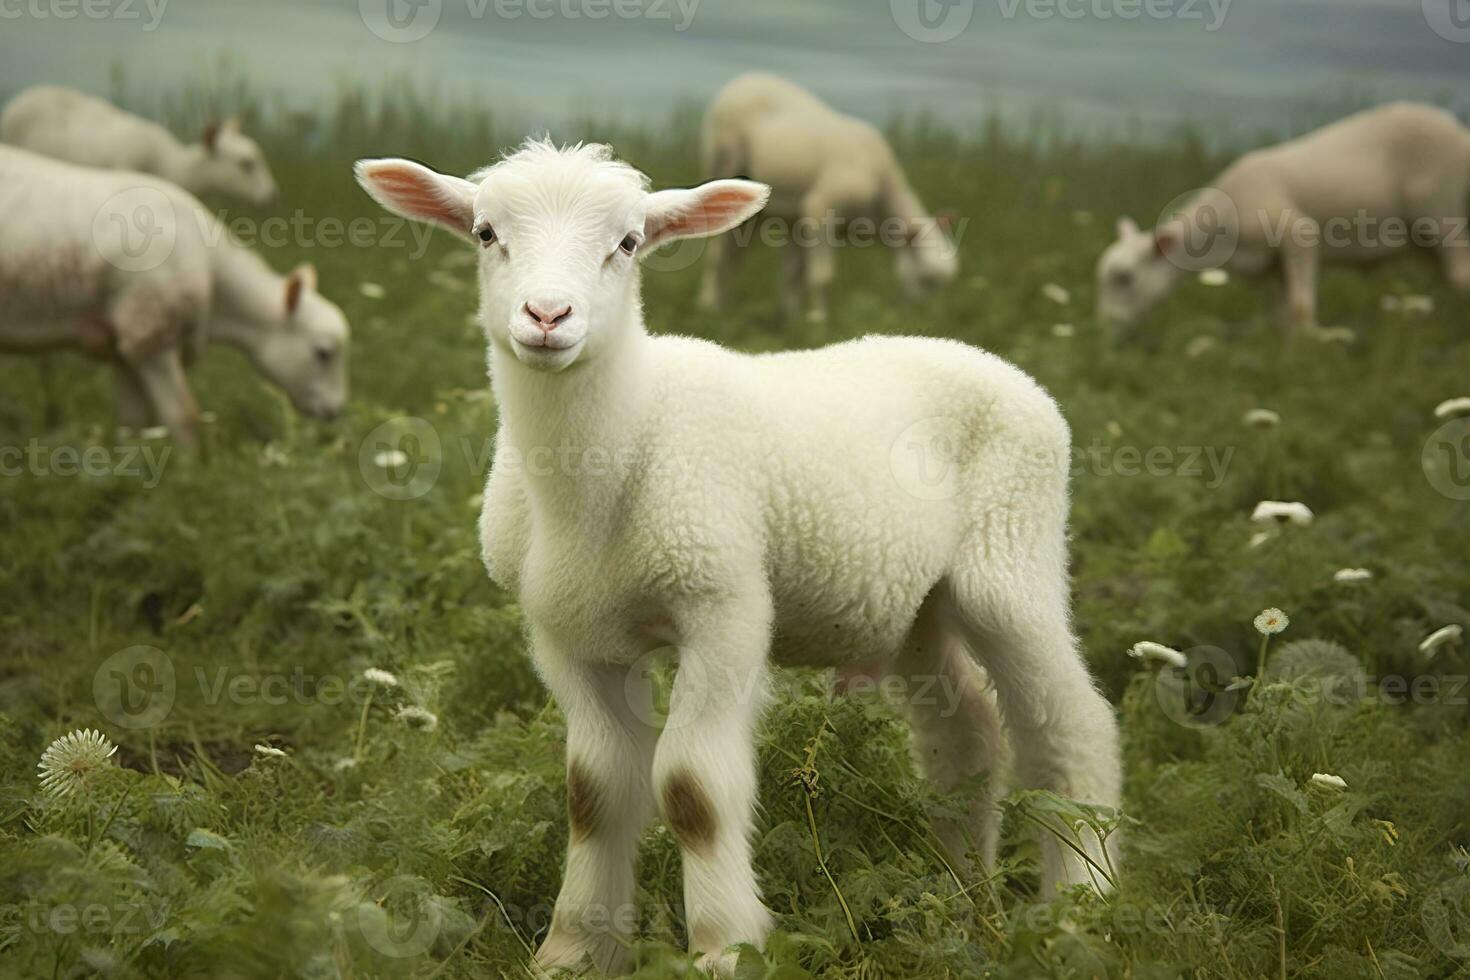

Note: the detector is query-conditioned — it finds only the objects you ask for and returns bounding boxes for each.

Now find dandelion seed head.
[37,729,117,800]
[1254,608,1289,636]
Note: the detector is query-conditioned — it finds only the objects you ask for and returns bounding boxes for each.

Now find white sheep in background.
[698,72,959,322]
[1097,101,1470,329]
[1,85,279,205]
[0,146,348,446]
[356,139,1120,975]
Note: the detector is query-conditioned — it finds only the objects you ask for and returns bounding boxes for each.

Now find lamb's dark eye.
[477,224,496,246]
[1109,269,1134,289]
[314,347,334,366]
[240,158,256,175]
[619,233,639,254]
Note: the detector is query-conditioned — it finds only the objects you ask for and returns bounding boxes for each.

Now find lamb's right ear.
[202,122,220,154]
[354,158,477,242]
[1116,216,1140,239]
[643,178,769,251]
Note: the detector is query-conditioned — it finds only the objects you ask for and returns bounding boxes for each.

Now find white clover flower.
[1041,283,1071,306]
[1127,641,1187,669]
[139,426,169,441]
[373,449,409,469]
[362,668,399,687]
[1333,568,1373,583]
[1309,772,1347,790]
[395,706,439,731]
[1243,408,1280,429]
[37,729,117,800]
[1254,608,1289,636]
[1251,500,1314,526]
[359,282,386,299]
[1198,268,1229,287]
[1402,294,1434,315]
[253,744,287,759]
[1433,397,1470,420]
[1051,323,1075,338]
[1420,624,1463,656]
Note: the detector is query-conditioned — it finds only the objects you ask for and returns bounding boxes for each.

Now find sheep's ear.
[1117,216,1140,240]
[643,179,769,251]
[1154,228,1178,259]
[354,158,477,241]
[202,122,220,153]
[284,263,316,315]
[222,116,242,135]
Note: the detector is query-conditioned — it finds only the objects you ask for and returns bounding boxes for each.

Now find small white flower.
[395,706,439,731]
[1313,326,1356,345]
[1248,531,1274,549]
[333,757,358,772]
[139,426,169,440]
[253,744,287,759]
[1254,608,1289,636]
[1127,641,1187,669]
[37,729,117,800]
[1333,568,1373,583]
[1185,336,1217,359]
[259,444,290,468]
[1402,294,1434,315]
[1420,624,1463,656]
[1198,268,1229,287]
[373,449,409,469]
[1051,323,1075,338]
[1251,500,1314,526]
[1041,283,1071,306]
[1243,408,1280,429]
[1434,397,1470,420]
[1310,772,1347,790]
[362,668,399,687]
[359,282,386,299]
[1379,295,1401,312]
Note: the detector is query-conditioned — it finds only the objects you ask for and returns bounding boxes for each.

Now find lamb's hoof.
[534,927,630,976]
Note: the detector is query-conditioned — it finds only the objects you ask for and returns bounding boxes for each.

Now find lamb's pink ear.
[202,122,220,154]
[354,158,477,241]
[1154,228,1178,259]
[1117,216,1140,240]
[643,179,769,251]
[284,263,316,315]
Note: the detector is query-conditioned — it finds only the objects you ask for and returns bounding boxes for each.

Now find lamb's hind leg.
[894,587,1008,876]
[947,515,1122,894]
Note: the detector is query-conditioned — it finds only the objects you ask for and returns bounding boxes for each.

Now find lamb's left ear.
[284,263,317,315]
[643,179,769,252]
[354,158,478,242]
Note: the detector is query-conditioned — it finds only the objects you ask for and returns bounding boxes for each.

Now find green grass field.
[3,93,1470,979]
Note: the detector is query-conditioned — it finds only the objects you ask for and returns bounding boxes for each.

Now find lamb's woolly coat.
[1097,102,1470,326]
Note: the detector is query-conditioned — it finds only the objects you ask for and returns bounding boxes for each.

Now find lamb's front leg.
[655,595,774,973]
[536,645,658,975]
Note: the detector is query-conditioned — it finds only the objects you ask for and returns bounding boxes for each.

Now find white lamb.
[356,139,1120,975]
[697,73,959,322]
[0,146,348,446]
[1,85,279,206]
[1097,101,1470,328]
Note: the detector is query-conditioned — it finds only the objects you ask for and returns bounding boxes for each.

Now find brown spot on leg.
[662,769,716,853]
[566,758,601,841]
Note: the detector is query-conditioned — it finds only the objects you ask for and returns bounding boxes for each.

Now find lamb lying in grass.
[1096,101,1470,329]
[356,139,1119,975]
[0,146,348,446]
[698,72,959,322]
[1,85,279,206]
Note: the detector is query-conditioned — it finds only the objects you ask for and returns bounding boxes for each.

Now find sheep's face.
[197,118,278,206]
[246,264,350,419]
[1095,217,1180,325]
[355,142,769,374]
[895,214,959,296]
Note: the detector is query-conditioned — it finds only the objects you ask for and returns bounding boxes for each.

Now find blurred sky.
[1,0,1468,140]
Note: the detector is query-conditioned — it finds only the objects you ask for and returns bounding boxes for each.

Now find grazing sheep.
[356,139,1120,975]
[1,85,279,206]
[1097,102,1470,329]
[0,146,347,446]
[698,73,959,322]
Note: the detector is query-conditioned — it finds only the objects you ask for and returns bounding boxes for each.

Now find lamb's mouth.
[509,335,584,370]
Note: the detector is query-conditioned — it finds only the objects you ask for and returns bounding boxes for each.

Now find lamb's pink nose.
[524,302,573,331]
